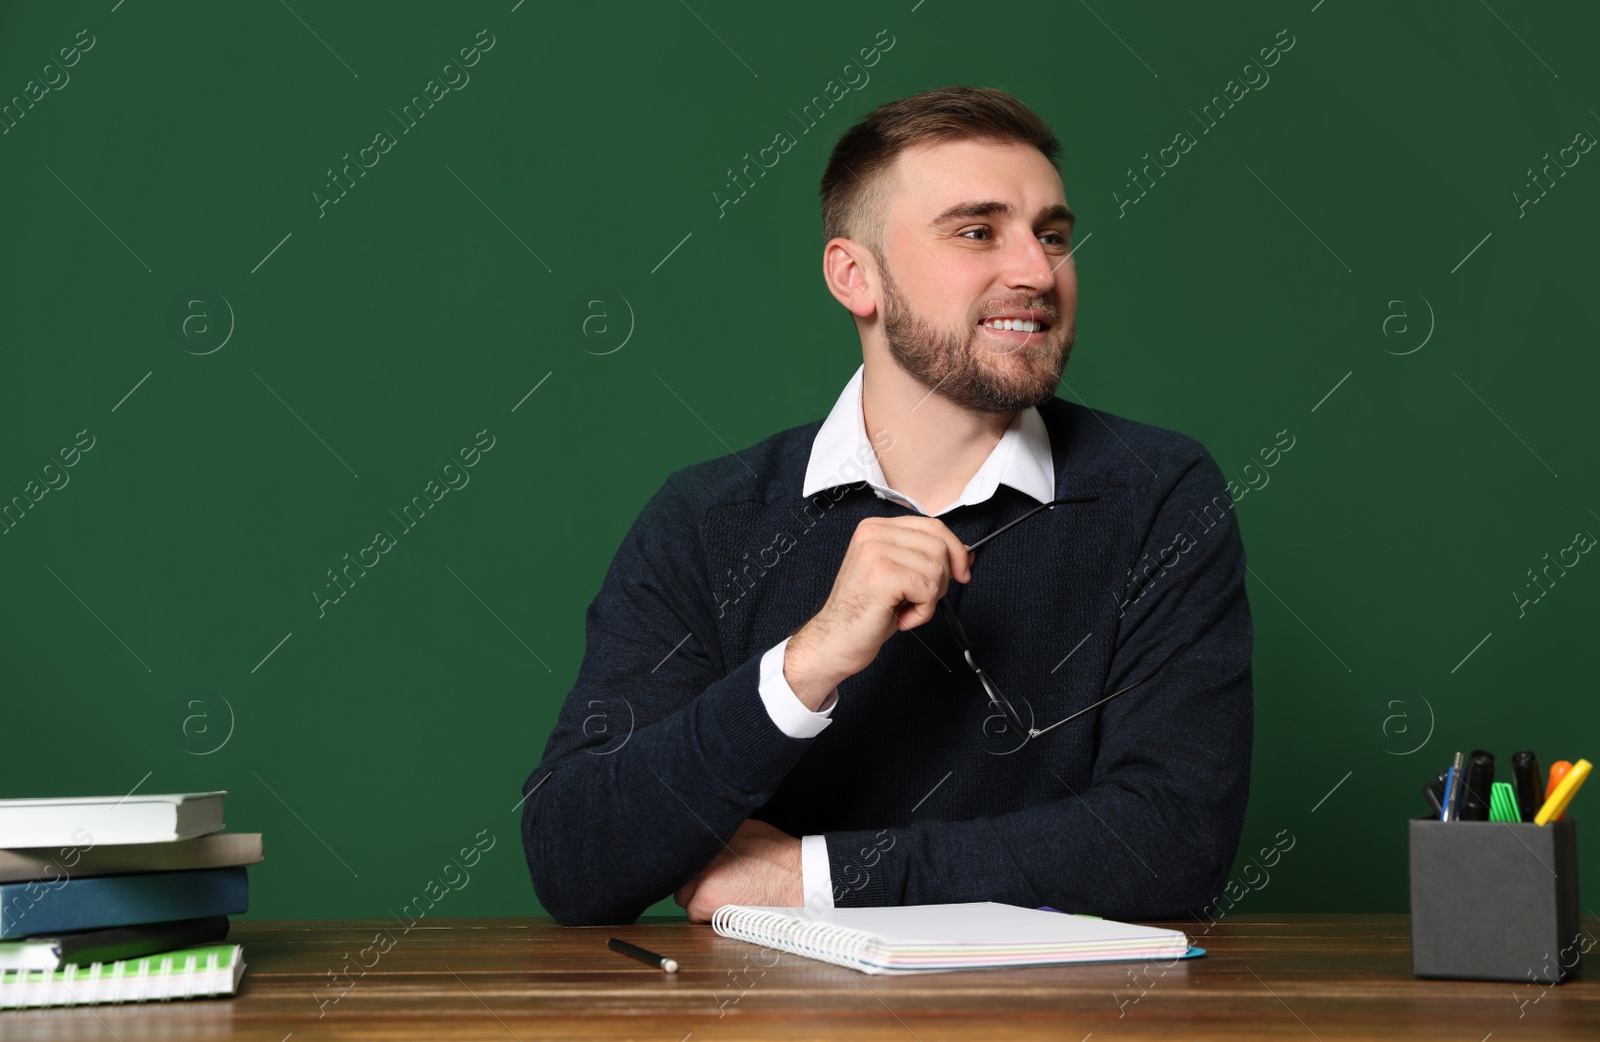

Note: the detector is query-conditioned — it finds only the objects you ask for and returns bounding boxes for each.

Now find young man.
[522,86,1253,926]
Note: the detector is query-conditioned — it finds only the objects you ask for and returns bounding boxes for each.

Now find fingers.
[856,545,951,608]
[686,892,715,923]
[682,874,722,922]
[675,850,726,909]
[839,557,939,634]
[829,518,976,642]
[860,516,973,583]
[803,514,980,682]
[901,516,975,583]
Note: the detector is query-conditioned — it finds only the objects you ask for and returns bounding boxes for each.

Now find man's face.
[873,138,1077,414]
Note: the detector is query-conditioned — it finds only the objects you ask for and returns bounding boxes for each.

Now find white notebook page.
[736,902,1185,948]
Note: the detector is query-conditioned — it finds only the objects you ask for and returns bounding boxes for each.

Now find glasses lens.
[979,671,1028,736]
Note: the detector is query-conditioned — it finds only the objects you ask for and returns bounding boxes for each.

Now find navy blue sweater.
[521,395,1253,926]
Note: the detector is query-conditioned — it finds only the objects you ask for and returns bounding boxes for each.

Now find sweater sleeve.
[520,475,816,926]
[821,443,1254,919]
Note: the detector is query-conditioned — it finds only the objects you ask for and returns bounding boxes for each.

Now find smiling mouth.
[978,317,1051,337]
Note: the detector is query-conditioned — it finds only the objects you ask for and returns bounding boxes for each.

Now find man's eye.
[959,227,1070,246]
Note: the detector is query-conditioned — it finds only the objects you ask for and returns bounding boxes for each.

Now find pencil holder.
[1408,817,1582,982]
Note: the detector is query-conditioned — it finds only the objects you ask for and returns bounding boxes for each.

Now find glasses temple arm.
[1028,637,1194,738]
[963,495,1102,553]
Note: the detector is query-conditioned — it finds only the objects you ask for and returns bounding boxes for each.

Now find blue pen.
[1440,765,1456,821]
[1442,751,1464,821]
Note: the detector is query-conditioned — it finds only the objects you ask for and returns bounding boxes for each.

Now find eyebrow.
[929,200,1076,230]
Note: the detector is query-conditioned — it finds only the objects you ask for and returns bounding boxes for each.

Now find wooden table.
[2,914,1596,1040]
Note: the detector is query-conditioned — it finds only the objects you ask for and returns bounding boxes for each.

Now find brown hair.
[819,85,1062,261]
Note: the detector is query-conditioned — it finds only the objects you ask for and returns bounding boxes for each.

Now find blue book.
[0,867,247,939]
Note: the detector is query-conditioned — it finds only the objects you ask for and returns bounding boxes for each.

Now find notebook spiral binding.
[0,947,239,1008]
[710,907,881,971]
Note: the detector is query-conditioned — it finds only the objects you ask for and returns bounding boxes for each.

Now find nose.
[1003,228,1061,297]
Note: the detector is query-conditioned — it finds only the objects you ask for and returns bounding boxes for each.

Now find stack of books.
[0,790,257,1008]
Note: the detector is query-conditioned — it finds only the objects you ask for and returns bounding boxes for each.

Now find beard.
[879,259,1075,414]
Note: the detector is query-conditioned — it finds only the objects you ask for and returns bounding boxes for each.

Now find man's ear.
[822,238,878,320]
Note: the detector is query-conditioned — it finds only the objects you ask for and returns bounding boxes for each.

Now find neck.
[860,357,1016,516]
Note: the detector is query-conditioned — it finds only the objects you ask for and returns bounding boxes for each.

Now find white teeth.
[984,318,1041,333]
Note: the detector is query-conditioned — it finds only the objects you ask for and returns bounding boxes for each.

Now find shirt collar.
[801,363,1055,516]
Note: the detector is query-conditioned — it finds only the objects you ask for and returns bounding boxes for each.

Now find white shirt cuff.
[800,834,835,911]
[758,636,837,739]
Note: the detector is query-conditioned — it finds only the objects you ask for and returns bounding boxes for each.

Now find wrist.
[784,623,850,711]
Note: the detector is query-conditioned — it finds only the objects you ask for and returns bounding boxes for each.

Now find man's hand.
[785,515,973,709]
[674,819,802,922]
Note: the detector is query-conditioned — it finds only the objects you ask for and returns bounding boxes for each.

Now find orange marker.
[1546,761,1573,819]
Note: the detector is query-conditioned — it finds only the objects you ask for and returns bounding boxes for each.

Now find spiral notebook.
[0,943,244,1008]
[711,902,1196,974]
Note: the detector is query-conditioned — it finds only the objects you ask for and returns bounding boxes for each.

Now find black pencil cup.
[1409,817,1583,982]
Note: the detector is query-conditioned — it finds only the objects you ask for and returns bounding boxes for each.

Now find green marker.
[1489,781,1521,822]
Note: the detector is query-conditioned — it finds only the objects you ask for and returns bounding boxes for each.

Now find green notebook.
[0,943,243,1009]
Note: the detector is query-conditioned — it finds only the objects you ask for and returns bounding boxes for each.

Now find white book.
[711,901,1194,974]
[0,832,262,883]
[0,792,226,848]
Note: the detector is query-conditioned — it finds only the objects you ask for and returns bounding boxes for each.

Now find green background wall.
[3,0,1596,922]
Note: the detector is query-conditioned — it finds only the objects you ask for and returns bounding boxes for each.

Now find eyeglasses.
[939,495,1191,752]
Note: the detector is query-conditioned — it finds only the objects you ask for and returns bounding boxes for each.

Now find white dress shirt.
[755,363,1056,910]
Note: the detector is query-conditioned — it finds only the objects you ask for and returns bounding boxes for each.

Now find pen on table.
[1534,758,1591,827]
[608,937,679,973]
